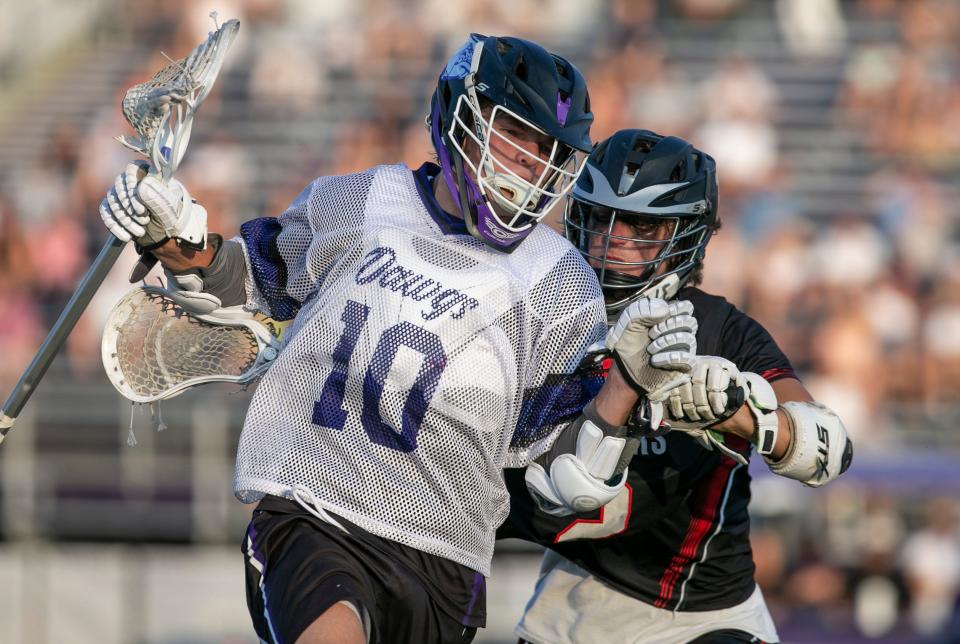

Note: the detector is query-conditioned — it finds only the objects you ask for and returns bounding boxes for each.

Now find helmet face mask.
[567,201,711,315]
[450,97,581,231]
[564,129,718,319]
[430,34,593,252]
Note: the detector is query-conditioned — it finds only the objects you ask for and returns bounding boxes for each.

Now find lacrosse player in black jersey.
[500,129,854,644]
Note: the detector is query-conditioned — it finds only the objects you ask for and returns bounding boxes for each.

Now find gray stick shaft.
[0,235,126,442]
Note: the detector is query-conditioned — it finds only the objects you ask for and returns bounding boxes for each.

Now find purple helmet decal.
[441,35,481,81]
[557,93,572,126]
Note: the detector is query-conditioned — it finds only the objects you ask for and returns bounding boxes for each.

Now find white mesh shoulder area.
[234,164,605,574]
[238,169,376,319]
[499,225,607,468]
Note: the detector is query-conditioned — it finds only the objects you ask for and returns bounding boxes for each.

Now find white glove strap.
[741,372,779,456]
[765,401,853,487]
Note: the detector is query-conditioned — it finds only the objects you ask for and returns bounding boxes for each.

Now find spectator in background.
[901,498,960,638]
[775,0,847,58]
[922,262,960,408]
[695,58,780,201]
[867,165,953,285]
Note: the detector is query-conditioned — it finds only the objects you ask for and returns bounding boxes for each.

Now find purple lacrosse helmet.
[429,33,594,252]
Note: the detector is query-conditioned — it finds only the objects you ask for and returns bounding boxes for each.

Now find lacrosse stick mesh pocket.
[116,18,240,178]
[103,287,271,403]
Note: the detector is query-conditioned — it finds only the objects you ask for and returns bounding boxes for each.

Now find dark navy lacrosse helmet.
[565,129,718,319]
[429,34,593,252]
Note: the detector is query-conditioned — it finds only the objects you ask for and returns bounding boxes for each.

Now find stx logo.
[814,423,830,481]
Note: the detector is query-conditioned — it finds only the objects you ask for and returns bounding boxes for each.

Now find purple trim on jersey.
[462,572,486,626]
[246,522,285,644]
[240,217,302,321]
[510,373,605,450]
[556,93,571,125]
[413,163,468,236]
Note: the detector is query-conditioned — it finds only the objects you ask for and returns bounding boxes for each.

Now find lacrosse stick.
[102,286,285,403]
[0,16,240,444]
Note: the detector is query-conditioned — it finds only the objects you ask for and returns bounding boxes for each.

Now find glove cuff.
[742,372,779,456]
[135,238,170,253]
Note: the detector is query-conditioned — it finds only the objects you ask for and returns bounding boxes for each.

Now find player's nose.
[510,140,544,179]
[608,221,635,242]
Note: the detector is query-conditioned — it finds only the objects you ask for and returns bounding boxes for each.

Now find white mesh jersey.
[233,163,605,575]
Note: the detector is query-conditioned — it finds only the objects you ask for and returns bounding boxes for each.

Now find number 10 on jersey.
[312,300,447,452]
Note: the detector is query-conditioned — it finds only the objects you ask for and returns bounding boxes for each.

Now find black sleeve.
[682,288,797,383]
[498,467,571,544]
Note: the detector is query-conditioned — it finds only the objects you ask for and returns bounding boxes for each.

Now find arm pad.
[765,401,853,487]
[524,401,635,517]
[165,235,249,313]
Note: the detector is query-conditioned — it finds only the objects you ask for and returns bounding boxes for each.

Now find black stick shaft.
[0,235,126,442]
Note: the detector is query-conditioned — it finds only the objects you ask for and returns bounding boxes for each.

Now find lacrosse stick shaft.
[0,235,126,443]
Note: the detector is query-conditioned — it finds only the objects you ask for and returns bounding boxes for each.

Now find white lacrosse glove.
[660,355,750,464]
[606,298,697,430]
[100,162,150,242]
[99,161,208,250]
[666,356,745,429]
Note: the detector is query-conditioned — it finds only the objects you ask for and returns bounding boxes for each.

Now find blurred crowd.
[2,0,960,641]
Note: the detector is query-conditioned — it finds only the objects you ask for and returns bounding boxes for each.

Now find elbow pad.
[765,401,854,487]
[524,401,634,517]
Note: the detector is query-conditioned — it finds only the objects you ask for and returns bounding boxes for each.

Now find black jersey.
[499,287,797,612]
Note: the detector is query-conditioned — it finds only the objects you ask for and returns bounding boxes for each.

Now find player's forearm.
[712,377,813,460]
[712,405,791,460]
[151,237,218,271]
[591,363,640,426]
[152,236,250,308]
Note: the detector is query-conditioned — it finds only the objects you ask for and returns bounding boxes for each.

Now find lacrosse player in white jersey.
[98,35,696,644]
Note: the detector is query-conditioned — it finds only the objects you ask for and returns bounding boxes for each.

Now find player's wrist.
[593,363,640,426]
[765,409,793,461]
[708,403,756,441]
[152,236,218,272]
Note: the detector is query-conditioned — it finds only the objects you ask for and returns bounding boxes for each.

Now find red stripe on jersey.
[553,484,633,544]
[724,433,750,455]
[760,367,796,383]
[653,456,738,608]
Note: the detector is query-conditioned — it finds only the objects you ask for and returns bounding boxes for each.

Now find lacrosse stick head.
[102,286,285,403]
[117,17,240,182]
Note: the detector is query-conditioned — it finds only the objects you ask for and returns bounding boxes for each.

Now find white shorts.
[516,550,779,644]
